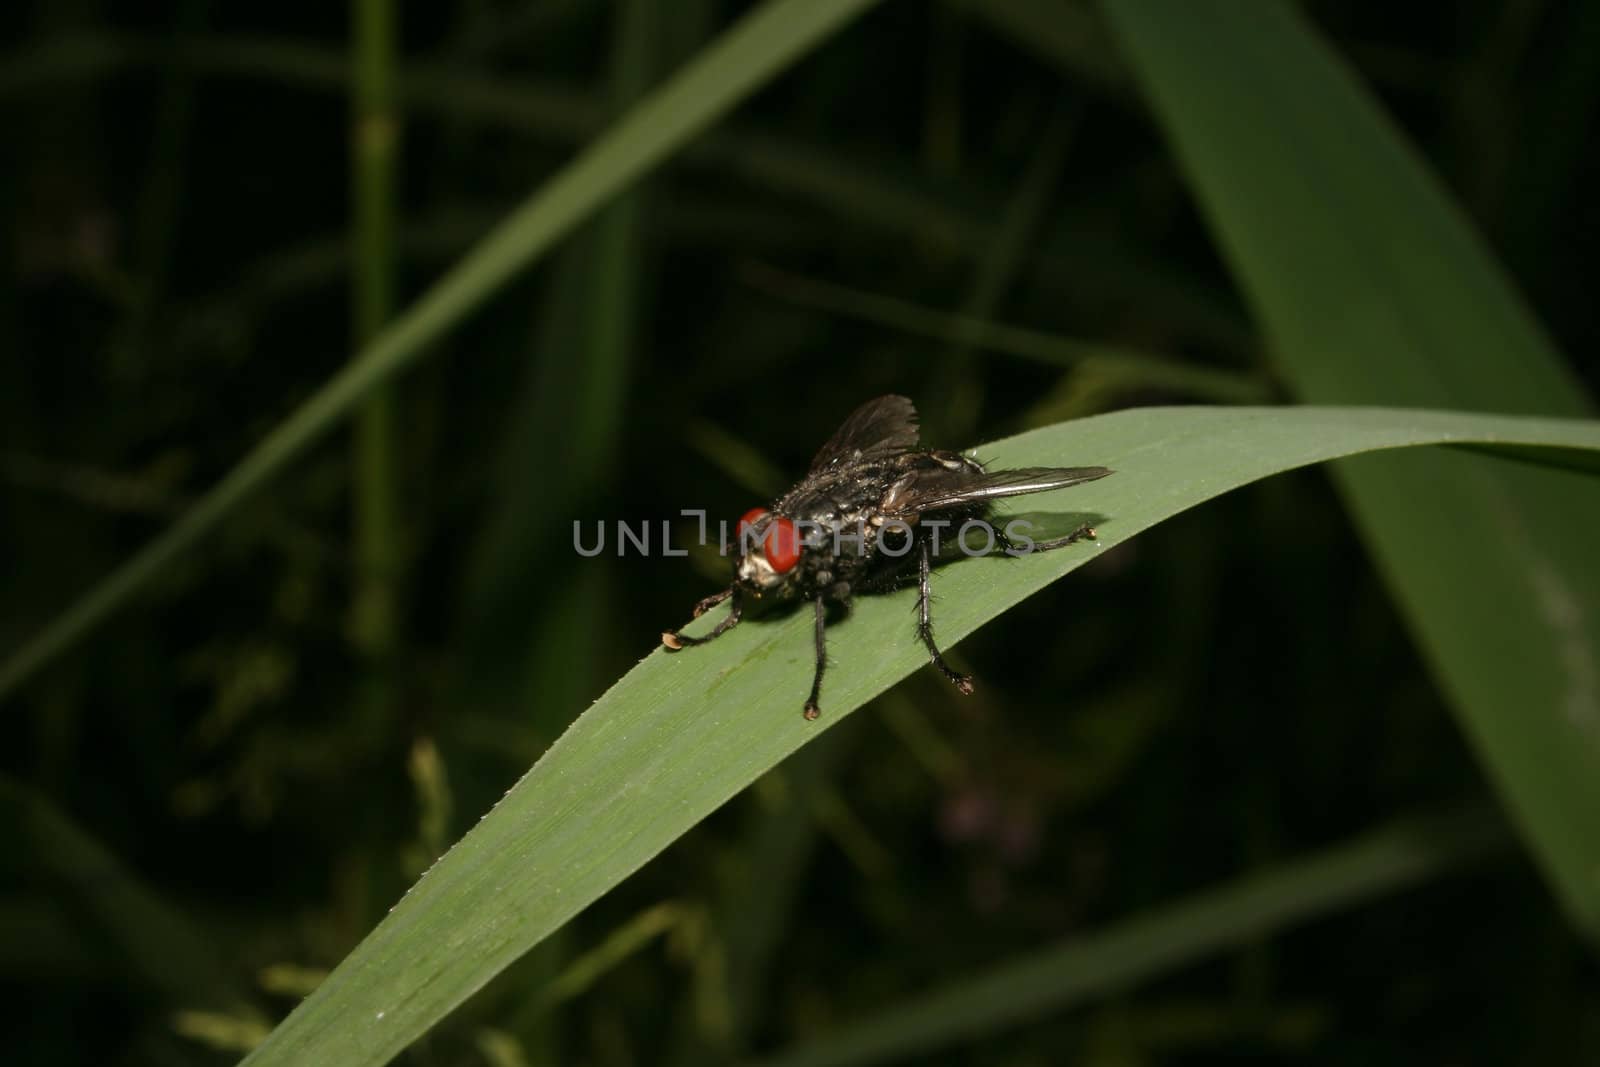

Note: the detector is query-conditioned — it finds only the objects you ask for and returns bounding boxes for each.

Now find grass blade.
[749,806,1508,1067]
[741,262,1271,404]
[0,0,886,704]
[238,405,1600,1065]
[0,776,257,1014]
[926,108,1078,439]
[450,6,666,1057]
[1102,1,1600,940]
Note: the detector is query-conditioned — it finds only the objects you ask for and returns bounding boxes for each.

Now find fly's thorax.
[780,459,901,517]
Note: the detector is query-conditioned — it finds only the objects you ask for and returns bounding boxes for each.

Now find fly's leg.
[803,593,827,721]
[994,522,1097,556]
[918,539,974,695]
[690,586,734,618]
[1033,523,1097,551]
[662,589,741,650]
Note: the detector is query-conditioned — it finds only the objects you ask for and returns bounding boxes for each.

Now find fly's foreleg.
[918,539,974,695]
[690,586,734,618]
[662,589,742,650]
[803,593,827,720]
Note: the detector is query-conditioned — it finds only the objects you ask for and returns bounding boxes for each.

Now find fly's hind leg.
[995,522,1097,555]
[918,539,974,695]
[1033,523,1097,552]
[662,589,742,650]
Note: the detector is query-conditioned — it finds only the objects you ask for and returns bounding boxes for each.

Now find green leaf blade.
[241,405,1600,1065]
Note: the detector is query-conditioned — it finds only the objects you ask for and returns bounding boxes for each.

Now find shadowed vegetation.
[2,2,1597,1065]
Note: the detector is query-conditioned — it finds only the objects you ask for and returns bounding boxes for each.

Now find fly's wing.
[883,464,1112,515]
[809,395,921,472]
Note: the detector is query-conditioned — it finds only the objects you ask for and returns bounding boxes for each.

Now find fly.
[662,395,1111,719]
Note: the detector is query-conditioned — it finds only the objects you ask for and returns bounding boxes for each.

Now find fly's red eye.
[764,516,801,573]
[737,507,768,535]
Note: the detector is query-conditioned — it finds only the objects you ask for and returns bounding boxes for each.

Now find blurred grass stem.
[350,0,402,679]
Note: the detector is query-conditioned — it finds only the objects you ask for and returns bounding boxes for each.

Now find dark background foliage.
[2,1,1597,1063]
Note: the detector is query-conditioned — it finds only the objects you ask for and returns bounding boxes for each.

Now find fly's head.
[732,506,807,600]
